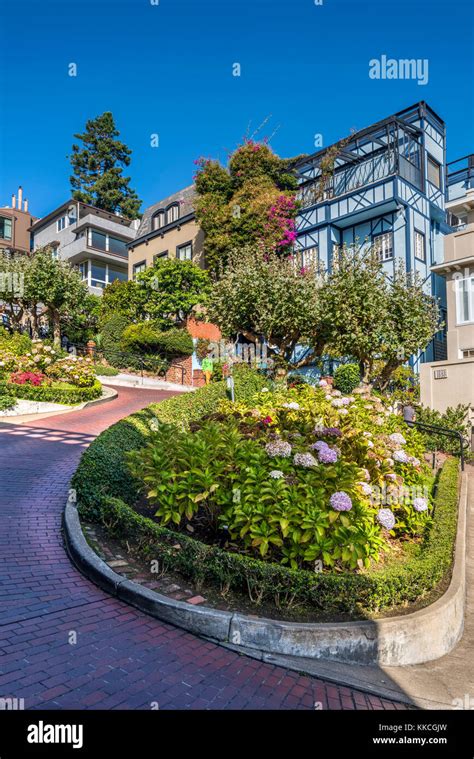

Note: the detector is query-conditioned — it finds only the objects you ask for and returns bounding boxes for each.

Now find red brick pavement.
[0,386,409,710]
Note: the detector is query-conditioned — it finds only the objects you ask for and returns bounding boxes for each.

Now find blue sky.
[1,0,473,218]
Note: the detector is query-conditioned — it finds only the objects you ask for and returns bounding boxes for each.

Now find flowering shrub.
[10,371,46,386]
[128,382,432,571]
[45,356,96,387]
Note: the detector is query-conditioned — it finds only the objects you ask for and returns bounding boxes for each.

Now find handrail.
[70,344,170,384]
[407,420,466,471]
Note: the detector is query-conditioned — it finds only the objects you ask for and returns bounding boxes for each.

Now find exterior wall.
[0,207,36,254]
[164,354,193,386]
[127,218,205,278]
[31,202,136,293]
[420,359,474,422]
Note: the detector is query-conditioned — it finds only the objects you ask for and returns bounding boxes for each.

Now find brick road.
[0,387,408,710]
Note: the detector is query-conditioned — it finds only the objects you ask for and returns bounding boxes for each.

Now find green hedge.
[72,369,461,616]
[0,379,103,405]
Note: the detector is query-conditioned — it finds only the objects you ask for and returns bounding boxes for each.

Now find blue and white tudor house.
[293,101,450,365]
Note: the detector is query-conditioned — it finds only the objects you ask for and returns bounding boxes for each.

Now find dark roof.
[137,185,196,237]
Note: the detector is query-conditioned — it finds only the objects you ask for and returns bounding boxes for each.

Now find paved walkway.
[0,387,407,710]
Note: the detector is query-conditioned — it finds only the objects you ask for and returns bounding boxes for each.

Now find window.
[0,216,12,240]
[373,232,393,261]
[78,261,88,281]
[108,266,127,283]
[153,250,168,262]
[462,349,474,359]
[133,261,146,279]
[414,230,426,262]
[455,276,474,324]
[427,156,441,189]
[108,236,128,257]
[56,216,67,232]
[91,262,107,289]
[166,204,179,225]
[176,242,192,261]
[298,246,318,269]
[152,211,165,231]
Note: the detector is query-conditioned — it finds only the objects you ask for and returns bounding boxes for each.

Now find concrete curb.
[63,468,467,667]
[63,497,232,642]
[0,386,118,425]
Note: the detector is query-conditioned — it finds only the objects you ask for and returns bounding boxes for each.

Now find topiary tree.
[101,314,129,365]
[333,363,361,393]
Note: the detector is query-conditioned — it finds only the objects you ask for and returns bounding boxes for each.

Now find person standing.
[201,353,214,385]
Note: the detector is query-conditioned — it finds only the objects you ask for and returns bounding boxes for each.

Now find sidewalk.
[97,372,194,393]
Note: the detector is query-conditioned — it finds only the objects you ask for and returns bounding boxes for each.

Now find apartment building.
[0,187,37,255]
[293,101,449,365]
[30,200,139,294]
[127,185,204,278]
[420,154,474,427]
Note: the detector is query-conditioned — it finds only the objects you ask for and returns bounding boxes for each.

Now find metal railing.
[406,420,467,471]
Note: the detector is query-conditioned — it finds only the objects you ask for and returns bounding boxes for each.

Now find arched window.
[152,210,165,231]
[166,204,179,225]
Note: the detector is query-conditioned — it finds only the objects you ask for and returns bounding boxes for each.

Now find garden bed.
[0,379,103,404]
[72,370,461,621]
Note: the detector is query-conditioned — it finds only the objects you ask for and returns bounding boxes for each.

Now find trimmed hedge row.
[0,379,103,405]
[72,371,461,616]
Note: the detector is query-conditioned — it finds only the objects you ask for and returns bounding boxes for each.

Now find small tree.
[27,249,91,345]
[70,112,142,219]
[319,245,440,387]
[136,258,211,329]
[99,279,147,328]
[208,245,324,373]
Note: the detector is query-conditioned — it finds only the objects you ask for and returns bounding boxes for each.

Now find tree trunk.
[51,310,61,346]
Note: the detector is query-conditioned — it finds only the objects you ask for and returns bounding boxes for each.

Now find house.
[0,187,37,255]
[293,101,449,366]
[30,200,139,294]
[420,153,474,433]
[127,185,205,279]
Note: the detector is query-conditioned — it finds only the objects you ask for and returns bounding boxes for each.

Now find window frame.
[414,229,426,263]
[427,155,442,190]
[166,204,180,225]
[176,241,193,261]
[372,231,394,262]
[455,275,474,325]
[133,260,147,279]
[0,215,12,241]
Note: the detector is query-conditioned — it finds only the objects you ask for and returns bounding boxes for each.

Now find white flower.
[261,387,269,392]
[269,470,284,479]
[389,432,407,446]
[283,401,300,410]
[363,432,372,438]
[293,452,318,468]
[339,408,349,415]
[367,440,374,448]
[357,482,373,496]
[393,450,409,464]
[318,379,328,387]
[332,389,342,397]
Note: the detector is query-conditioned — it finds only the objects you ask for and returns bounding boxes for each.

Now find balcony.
[296,116,423,210]
[446,154,474,203]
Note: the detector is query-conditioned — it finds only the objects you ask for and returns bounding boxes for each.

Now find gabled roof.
[137,185,196,237]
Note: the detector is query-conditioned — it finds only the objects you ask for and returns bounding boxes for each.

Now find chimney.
[24,199,28,212]
[18,186,23,209]
[11,193,16,209]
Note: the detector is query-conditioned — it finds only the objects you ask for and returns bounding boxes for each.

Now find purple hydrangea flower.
[377,508,396,530]
[311,440,329,451]
[413,497,428,512]
[409,456,421,467]
[361,468,371,482]
[324,427,342,437]
[293,452,318,468]
[318,379,328,387]
[357,482,373,496]
[340,397,352,406]
[317,447,338,464]
[330,491,352,512]
[265,440,292,458]
[385,473,397,481]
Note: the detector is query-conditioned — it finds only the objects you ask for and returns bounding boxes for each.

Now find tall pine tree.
[69,112,142,219]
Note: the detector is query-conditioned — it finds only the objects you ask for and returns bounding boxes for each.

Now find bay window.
[455,275,474,324]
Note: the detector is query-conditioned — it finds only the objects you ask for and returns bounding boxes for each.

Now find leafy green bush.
[0,328,32,356]
[333,363,360,394]
[0,379,103,404]
[101,315,129,366]
[94,364,119,377]
[73,368,269,520]
[121,322,163,353]
[416,404,470,456]
[152,328,194,358]
[92,457,459,615]
[128,384,430,570]
[0,395,15,411]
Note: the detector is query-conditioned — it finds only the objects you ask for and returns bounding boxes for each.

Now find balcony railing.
[446,154,474,202]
